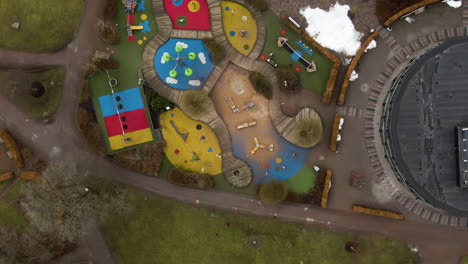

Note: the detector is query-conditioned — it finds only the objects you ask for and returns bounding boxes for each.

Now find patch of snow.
[161,52,169,64]
[364,40,377,52]
[198,52,207,64]
[300,3,363,56]
[443,0,462,8]
[176,41,188,49]
[166,77,178,84]
[188,80,201,86]
[350,70,359,81]
[405,16,415,23]
[344,58,352,65]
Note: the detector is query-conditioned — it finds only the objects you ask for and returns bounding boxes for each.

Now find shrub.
[249,71,272,99]
[180,90,214,120]
[376,0,425,24]
[203,38,225,64]
[82,56,119,77]
[276,67,300,93]
[144,86,174,113]
[112,142,165,176]
[249,0,268,11]
[308,169,326,206]
[97,0,120,44]
[257,181,288,203]
[286,192,306,203]
[169,168,214,189]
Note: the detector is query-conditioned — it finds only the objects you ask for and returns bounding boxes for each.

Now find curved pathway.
[0,1,468,264]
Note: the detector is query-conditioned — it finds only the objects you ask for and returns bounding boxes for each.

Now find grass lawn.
[87,0,158,153]
[287,165,316,194]
[0,0,85,52]
[261,10,332,94]
[103,189,420,264]
[0,67,65,120]
[0,200,26,232]
[461,257,468,264]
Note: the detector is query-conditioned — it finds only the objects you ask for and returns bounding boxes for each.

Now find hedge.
[280,15,341,104]
[168,168,214,189]
[338,30,380,106]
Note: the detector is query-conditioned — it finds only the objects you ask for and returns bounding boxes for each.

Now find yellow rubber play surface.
[221,1,257,56]
[160,108,222,175]
[109,128,154,151]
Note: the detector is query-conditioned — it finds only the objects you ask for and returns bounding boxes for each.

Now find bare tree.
[22,162,132,242]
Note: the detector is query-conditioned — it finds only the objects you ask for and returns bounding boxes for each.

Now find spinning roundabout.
[154,38,214,90]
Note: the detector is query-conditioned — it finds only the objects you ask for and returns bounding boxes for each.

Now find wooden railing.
[352,205,405,220]
[338,30,380,106]
[0,130,24,169]
[383,0,441,26]
[320,169,333,208]
[329,114,342,152]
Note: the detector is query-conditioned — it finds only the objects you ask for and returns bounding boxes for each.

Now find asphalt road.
[0,0,468,263]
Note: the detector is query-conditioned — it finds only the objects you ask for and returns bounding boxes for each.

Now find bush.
[308,169,326,206]
[286,192,306,203]
[203,38,225,64]
[112,142,165,176]
[82,56,119,77]
[97,0,120,44]
[169,168,214,189]
[257,181,288,203]
[249,0,268,11]
[144,86,173,113]
[276,67,300,93]
[376,0,425,24]
[249,71,272,99]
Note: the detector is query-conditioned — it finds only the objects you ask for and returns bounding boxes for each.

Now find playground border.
[383,0,442,27]
[280,15,341,104]
[337,30,380,106]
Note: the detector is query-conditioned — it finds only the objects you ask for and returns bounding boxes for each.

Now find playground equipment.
[277,37,317,72]
[251,137,274,154]
[126,14,143,42]
[123,0,140,12]
[236,120,257,130]
[164,45,196,77]
[224,96,239,113]
[170,120,188,141]
[241,102,255,110]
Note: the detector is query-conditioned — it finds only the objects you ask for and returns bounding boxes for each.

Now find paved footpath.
[0,1,468,264]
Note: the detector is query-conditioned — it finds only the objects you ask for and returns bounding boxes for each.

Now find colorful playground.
[210,64,310,183]
[221,1,258,56]
[260,10,332,94]
[154,38,214,90]
[87,0,320,194]
[97,86,154,151]
[164,0,211,31]
[160,108,222,175]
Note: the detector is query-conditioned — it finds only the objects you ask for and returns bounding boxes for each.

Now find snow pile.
[350,70,359,81]
[443,0,462,8]
[365,40,377,52]
[300,3,363,56]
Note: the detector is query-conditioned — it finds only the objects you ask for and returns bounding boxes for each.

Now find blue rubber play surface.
[98,87,144,117]
[154,38,214,90]
[137,0,146,11]
[232,134,310,183]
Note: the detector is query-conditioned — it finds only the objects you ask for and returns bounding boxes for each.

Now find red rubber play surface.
[164,0,211,31]
[104,108,150,137]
